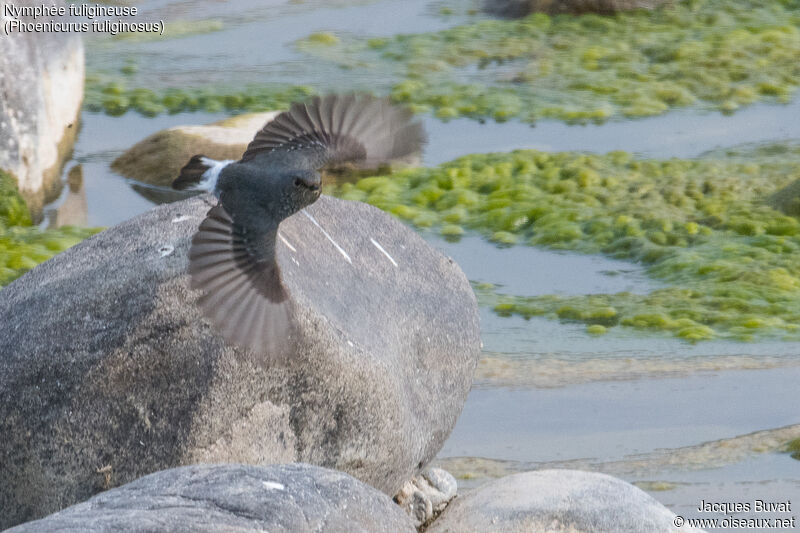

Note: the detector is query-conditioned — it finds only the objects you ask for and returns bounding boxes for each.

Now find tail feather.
[172,155,232,192]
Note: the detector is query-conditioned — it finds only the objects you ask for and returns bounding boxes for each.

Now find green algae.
[586,324,608,335]
[302,31,341,46]
[331,146,800,341]
[84,77,316,117]
[0,171,31,228]
[0,170,98,288]
[787,437,800,460]
[299,0,800,124]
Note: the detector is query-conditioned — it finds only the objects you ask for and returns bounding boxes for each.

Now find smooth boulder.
[6,463,417,532]
[0,194,481,528]
[426,470,705,533]
[112,111,421,193]
[110,112,279,187]
[0,0,84,215]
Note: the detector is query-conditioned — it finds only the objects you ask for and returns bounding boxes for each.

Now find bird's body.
[173,94,426,355]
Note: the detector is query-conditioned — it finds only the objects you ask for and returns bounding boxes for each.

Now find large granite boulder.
[6,463,417,532]
[0,195,481,528]
[484,0,668,17]
[426,470,705,533]
[0,0,84,216]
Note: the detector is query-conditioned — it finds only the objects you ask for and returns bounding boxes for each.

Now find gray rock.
[0,195,481,528]
[0,0,84,216]
[426,470,705,533]
[484,0,668,17]
[5,463,417,532]
[395,467,457,528]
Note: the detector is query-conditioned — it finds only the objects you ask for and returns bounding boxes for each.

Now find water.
[442,367,800,463]
[86,0,462,90]
[40,0,800,529]
[48,95,800,226]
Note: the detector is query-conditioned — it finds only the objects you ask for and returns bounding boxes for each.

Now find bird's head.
[265,169,322,219]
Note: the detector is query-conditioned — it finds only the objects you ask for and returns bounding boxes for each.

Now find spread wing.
[188,204,290,356]
[240,94,426,169]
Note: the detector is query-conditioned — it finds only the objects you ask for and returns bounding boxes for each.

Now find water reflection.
[44,165,88,228]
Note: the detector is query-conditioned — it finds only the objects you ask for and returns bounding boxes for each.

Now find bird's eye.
[293,178,302,187]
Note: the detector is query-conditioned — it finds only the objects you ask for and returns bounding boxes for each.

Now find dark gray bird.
[172,94,426,355]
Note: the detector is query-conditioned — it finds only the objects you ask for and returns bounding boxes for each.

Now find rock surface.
[484,0,668,17]
[426,470,705,533]
[0,0,84,215]
[111,112,279,187]
[0,194,481,528]
[6,463,417,533]
[395,467,457,528]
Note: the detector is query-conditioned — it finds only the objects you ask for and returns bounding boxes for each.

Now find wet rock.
[426,470,705,533]
[484,0,668,17]
[0,0,84,216]
[0,194,480,528]
[395,467,458,528]
[110,112,278,187]
[6,463,417,533]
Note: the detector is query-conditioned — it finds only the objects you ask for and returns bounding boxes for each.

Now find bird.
[172,94,426,356]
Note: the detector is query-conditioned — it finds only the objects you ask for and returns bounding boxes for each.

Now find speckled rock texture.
[426,470,706,533]
[0,0,84,214]
[395,467,457,528]
[0,194,481,528]
[484,0,668,17]
[5,463,417,533]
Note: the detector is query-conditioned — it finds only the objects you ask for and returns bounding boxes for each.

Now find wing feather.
[240,93,426,169]
[188,204,290,356]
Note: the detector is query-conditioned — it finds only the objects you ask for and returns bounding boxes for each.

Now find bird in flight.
[172,94,426,356]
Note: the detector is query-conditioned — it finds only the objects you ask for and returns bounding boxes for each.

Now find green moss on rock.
[0,170,98,288]
[0,170,31,227]
[787,437,800,460]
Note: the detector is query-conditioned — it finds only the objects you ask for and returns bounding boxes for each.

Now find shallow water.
[442,367,800,462]
[50,94,800,226]
[86,0,462,90]
[41,0,800,527]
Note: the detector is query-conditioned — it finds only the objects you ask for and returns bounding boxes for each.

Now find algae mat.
[84,0,800,123]
[299,0,800,123]
[0,171,97,288]
[330,145,800,341]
